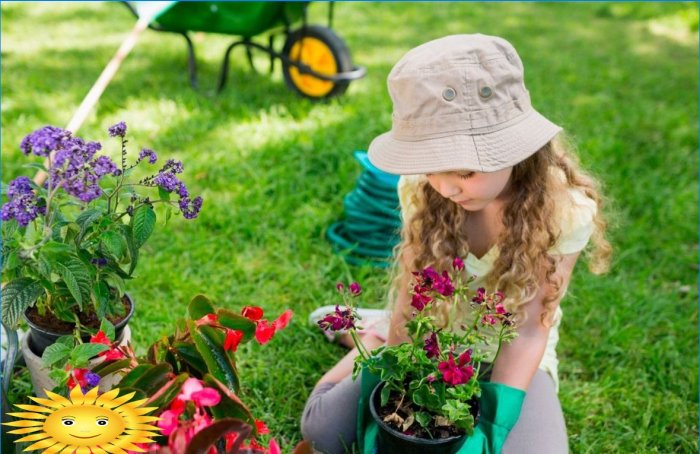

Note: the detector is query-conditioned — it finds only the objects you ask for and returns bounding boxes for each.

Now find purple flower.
[86,372,101,387]
[20,126,71,157]
[179,196,203,219]
[176,182,189,199]
[7,177,33,198]
[424,332,440,359]
[432,271,455,297]
[162,159,184,174]
[92,156,119,177]
[137,148,158,164]
[154,172,180,192]
[91,257,108,267]
[318,305,356,331]
[1,177,45,227]
[108,121,127,138]
[349,282,362,296]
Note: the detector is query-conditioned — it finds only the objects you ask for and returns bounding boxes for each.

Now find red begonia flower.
[242,306,264,321]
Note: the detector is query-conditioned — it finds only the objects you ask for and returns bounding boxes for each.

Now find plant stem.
[350,329,370,361]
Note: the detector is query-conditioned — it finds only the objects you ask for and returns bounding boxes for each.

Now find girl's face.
[426,168,513,212]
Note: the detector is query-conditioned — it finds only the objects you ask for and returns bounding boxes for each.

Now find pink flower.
[255,320,276,344]
[438,351,474,386]
[272,309,293,331]
[349,282,362,295]
[255,419,270,434]
[495,302,507,315]
[336,282,345,293]
[423,332,440,359]
[224,329,244,352]
[101,348,125,361]
[180,377,204,400]
[158,409,181,436]
[452,256,465,271]
[472,287,486,304]
[191,388,221,407]
[317,305,356,332]
[242,306,264,321]
[482,314,497,325]
[411,291,432,311]
[268,438,281,454]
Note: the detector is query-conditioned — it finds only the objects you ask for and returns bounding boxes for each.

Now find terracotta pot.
[369,382,467,454]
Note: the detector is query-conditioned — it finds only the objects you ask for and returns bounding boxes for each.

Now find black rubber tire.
[282,24,353,99]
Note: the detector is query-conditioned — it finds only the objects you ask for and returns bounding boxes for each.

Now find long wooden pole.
[33,16,151,186]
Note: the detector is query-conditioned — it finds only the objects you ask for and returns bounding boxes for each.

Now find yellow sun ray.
[4,419,43,427]
[101,444,128,453]
[42,442,68,454]
[27,396,65,408]
[91,446,108,454]
[6,426,43,434]
[95,389,121,405]
[15,432,52,443]
[15,404,55,413]
[7,411,48,420]
[75,446,91,454]
[44,390,72,406]
[26,438,61,450]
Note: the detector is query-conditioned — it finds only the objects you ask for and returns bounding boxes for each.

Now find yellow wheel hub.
[289,37,337,98]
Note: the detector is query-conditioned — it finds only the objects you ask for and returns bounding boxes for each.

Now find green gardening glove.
[457,381,526,454]
[357,367,382,454]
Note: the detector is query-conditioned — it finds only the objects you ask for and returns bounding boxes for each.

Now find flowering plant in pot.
[88,294,292,453]
[317,258,517,453]
[1,122,203,358]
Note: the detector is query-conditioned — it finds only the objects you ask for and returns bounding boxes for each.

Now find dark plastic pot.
[369,382,467,454]
[24,293,135,356]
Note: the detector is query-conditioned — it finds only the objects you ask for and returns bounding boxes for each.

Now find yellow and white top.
[396,174,597,392]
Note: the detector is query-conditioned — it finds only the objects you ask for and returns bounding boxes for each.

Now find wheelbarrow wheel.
[282,25,352,99]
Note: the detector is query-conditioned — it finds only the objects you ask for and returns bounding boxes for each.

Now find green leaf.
[41,343,72,367]
[188,294,216,320]
[189,320,240,393]
[203,374,256,430]
[118,224,139,275]
[104,273,126,297]
[173,341,208,375]
[380,384,391,407]
[93,281,110,320]
[100,230,125,259]
[92,359,131,377]
[1,278,46,328]
[99,318,116,341]
[36,254,52,279]
[2,251,19,271]
[128,363,173,396]
[146,373,189,410]
[158,186,171,202]
[119,364,155,388]
[55,335,75,348]
[216,309,257,342]
[415,411,432,428]
[70,343,109,368]
[131,204,156,249]
[48,368,70,388]
[75,208,104,241]
[56,257,91,311]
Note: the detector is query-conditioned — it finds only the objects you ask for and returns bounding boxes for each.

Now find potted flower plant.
[317,258,517,453]
[88,294,293,453]
[1,122,202,392]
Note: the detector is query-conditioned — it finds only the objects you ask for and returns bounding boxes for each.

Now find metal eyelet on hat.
[479,86,493,99]
[442,87,456,101]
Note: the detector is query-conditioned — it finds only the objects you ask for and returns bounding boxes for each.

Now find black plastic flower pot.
[369,382,467,454]
[24,293,135,356]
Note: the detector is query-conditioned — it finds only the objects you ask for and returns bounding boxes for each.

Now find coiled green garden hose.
[327,151,401,268]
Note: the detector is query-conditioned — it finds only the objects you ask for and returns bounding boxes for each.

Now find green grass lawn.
[2,2,698,452]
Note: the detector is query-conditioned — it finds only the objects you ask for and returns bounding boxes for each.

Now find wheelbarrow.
[124,1,367,98]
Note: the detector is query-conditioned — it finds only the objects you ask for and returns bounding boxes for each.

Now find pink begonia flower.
[157,409,181,436]
[195,313,218,327]
[191,388,221,407]
[242,305,264,321]
[179,377,204,400]
[268,438,281,454]
[224,329,244,352]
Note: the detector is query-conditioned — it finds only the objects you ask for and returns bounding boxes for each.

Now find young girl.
[301,33,611,454]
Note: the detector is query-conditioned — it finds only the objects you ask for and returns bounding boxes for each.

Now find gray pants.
[301,368,569,454]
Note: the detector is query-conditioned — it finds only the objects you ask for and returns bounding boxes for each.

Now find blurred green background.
[1,2,697,452]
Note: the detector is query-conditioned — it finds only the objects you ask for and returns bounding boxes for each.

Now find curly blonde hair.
[389,134,612,329]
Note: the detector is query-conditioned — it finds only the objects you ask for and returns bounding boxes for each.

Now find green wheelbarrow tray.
[125,1,366,96]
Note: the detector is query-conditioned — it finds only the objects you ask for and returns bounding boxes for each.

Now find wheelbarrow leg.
[179,32,198,89]
[244,38,257,75]
[218,40,247,93]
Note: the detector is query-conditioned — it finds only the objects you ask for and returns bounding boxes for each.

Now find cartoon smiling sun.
[3,385,160,453]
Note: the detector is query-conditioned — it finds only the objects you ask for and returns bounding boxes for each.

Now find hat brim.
[367,109,562,175]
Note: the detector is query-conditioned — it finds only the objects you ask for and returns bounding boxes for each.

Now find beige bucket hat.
[368,34,562,175]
